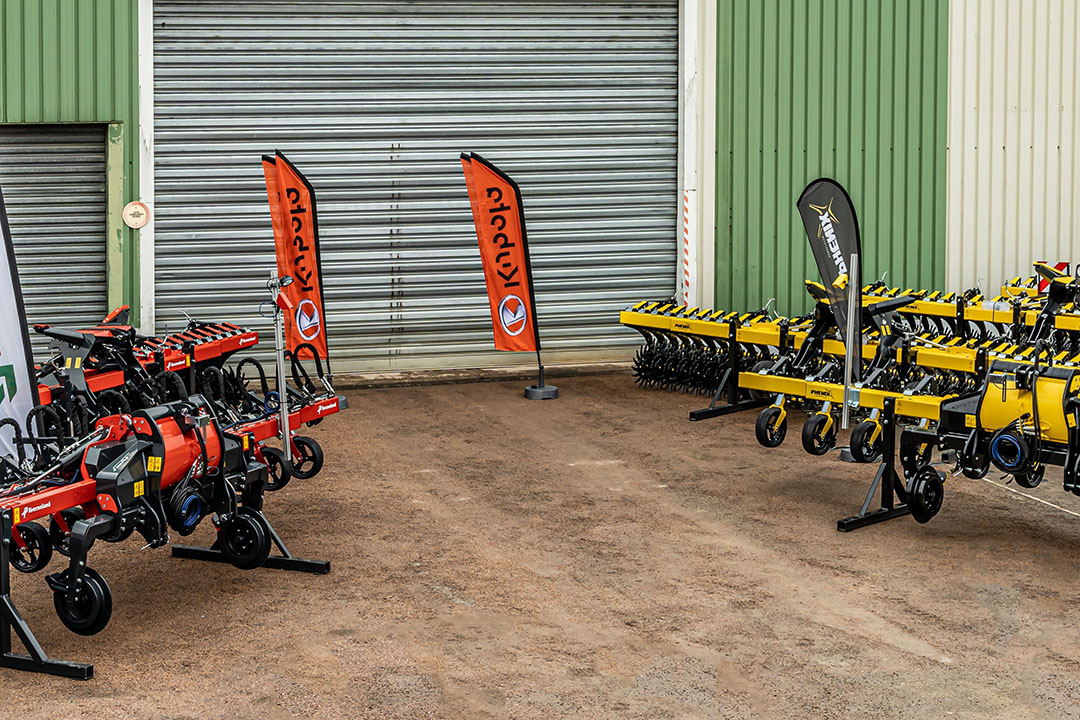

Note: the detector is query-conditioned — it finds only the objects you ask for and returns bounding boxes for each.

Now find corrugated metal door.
[0,124,108,358]
[153,0,678,372]
[946,0,1080,293]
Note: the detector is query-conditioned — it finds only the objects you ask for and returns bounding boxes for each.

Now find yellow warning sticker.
[147,456,163,473]
[133,480,145,498]
[1069,415,1077,428]
[12,508,20,524]
[965,414,976,428]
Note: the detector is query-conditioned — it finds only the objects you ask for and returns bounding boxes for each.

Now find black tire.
[290,437,325,480]
[261,446,291,492]
[801,414,836,456]
[1014,465,1045,489]
[908,467,945,524]
[50,508,91,557]
[747,359,776,405]
[849,420,882,463]
[10,522,52,574]
[53,567,112,636]
[219,507,271,570]
[754,407,787,448]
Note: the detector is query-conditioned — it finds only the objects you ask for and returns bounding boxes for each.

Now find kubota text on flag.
[263,152,330,360]
[461,153,540,353]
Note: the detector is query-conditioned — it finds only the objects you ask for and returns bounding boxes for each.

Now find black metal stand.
[0,511,93,679]
[690,319,764,421]
[837,398,911,531]
[172,511,329,575]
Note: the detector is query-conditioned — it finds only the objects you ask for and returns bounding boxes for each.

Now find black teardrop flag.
[796,178,862,344]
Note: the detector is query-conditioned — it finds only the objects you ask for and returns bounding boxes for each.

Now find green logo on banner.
[0,364,16,403]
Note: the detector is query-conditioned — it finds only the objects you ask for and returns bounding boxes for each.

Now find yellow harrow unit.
[620,177,1078,534]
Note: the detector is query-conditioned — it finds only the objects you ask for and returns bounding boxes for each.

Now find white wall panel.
[946,0,1080,292]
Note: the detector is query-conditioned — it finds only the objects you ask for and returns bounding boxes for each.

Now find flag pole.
[525,347,557,399]
[521,207,556,401]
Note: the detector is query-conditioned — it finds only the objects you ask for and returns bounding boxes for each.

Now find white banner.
[0,186,37,462]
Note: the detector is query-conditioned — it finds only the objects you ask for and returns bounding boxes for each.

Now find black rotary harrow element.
[632,332,732,395]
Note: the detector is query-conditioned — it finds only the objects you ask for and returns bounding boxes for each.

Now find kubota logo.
[296,300,321,341]
[498,295,527,336]
[808,197,848,275]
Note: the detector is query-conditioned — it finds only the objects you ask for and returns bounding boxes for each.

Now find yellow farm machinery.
[622,178,1078,530]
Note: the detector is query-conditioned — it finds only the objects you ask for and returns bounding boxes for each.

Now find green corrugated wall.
[0,0,140,313]
[716,0,948,315]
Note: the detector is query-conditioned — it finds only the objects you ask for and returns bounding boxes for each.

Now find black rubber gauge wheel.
[261,446,291,492]
[754,406,787,448]
[10,522,52,574]
[53,567,112,636]
[848,420,882,463]
[219,507,271,570]
[908,467,945,524]
[801,414,836,456]
[290,436,325,480]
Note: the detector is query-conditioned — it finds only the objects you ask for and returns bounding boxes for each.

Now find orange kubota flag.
[262,151,329,362]
[461,153,540,353]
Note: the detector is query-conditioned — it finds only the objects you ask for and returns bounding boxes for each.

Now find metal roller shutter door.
[154,0,677,372]
[0,125,108,359]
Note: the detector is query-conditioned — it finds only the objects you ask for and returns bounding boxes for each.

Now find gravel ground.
[3,372,1080,719]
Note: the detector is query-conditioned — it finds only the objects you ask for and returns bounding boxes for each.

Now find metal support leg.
[837,399,912,531]
[690,319,765,421]
[0,511,92,679]
[171,511,329,575]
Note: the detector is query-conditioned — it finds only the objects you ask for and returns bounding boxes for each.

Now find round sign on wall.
[123,201,150,229]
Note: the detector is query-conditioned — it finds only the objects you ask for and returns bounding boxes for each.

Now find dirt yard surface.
[5,372,1080,719]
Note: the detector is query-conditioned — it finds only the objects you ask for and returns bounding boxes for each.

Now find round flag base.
[524,384,559,400]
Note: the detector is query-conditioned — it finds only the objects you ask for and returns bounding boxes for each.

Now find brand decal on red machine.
[239,336,257,346]
[316,401,338,416]
[296,299,322,342]
[498,295,528,336]
[166,358,189,371]
[23,500,50,515]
